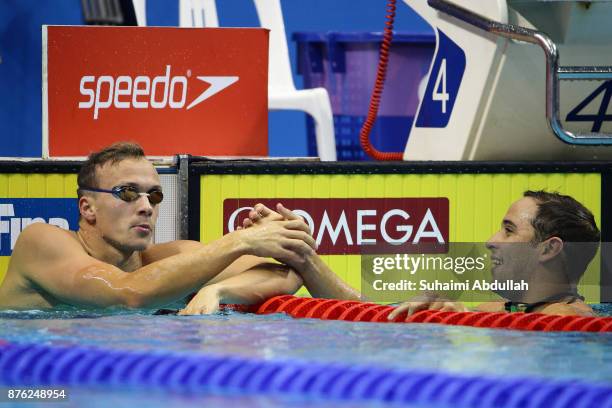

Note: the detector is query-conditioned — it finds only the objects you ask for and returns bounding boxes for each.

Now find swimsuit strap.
[504,292,584,313]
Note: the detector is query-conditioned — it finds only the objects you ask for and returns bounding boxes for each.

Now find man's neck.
[76,224,140,271]
[520,265,575,304]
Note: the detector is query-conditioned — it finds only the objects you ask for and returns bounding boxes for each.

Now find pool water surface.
[1,307,611,407]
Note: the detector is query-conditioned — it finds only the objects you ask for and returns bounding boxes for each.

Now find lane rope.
[251,295,612,332]
[1,342,610,407]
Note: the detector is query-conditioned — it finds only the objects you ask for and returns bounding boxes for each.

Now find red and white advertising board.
[43,26,268,157]
[223,198,449,255]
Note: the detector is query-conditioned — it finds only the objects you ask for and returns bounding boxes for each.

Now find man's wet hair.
[524,190,600,283]
[77,142,146,198]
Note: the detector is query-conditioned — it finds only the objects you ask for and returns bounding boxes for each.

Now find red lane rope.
[359,0,405,161]
[248,296,612,332]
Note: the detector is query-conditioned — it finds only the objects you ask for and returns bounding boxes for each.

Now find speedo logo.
[78,65,239,119]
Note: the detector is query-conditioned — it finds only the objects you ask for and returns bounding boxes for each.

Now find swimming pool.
[1,305,611,407]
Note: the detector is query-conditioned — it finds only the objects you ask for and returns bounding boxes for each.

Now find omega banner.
[43,26,268,157]
[223,198,450,255]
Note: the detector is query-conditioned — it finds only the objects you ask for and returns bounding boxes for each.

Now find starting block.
[403,0,612,160]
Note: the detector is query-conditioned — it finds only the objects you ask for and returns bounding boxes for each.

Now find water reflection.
[1,311,610,383]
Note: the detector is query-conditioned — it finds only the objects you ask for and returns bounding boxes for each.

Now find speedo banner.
[43,26,268,157]
[199,170,603,301]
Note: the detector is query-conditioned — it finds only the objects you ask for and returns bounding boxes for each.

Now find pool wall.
[1,160,611,303]
[190,160,612,302]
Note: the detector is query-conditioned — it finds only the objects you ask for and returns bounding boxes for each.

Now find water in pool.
[0,307,611,407]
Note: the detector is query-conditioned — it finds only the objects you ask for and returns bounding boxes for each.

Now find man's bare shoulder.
[13,223,83,258]
[1,224,89,308]
[474,301,506,313]
[10,224,87,281]
[537,301,595,317]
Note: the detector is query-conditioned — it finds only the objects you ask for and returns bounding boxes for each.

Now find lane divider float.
[250,296,612,332]
[1,342,610,407]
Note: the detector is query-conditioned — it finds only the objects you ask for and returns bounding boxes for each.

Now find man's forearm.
[123,233,249,307]
[214,264,303,305]
[179,263,303,315]
[297,254,361,301]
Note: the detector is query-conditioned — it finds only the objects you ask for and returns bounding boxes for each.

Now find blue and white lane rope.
[1,342,611,408]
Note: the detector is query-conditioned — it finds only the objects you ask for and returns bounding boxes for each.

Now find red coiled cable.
[251,296,612,332]
[359,0,405,161]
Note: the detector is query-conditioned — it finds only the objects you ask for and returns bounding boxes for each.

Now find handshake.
[234,202,318,268]
[183,203,474,318]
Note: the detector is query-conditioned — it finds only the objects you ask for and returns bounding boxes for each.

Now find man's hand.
[243,203,312,237]
[241,203,284,228]
[237,202,360,301]
[179,285,221,315]
[388,298,468,321]
[236,215,316,267]
[237,203,317,268]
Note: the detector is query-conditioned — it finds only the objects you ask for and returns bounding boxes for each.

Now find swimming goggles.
[78,185,164,205]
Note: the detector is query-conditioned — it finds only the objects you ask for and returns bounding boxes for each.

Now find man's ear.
[79,196,96,223]
[539,236,563,262]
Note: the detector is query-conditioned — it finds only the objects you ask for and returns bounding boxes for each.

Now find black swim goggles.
[78,185,164,205]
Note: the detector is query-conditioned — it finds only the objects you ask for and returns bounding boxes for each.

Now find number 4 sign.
[416,30,466,128]
[566,81,612,132]
[433,58,450,114]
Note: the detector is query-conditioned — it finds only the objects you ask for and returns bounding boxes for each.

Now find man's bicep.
[16,226,128,307]
[32,256,130,307]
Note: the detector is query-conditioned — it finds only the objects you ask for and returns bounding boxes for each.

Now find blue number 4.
[566,81,612,132]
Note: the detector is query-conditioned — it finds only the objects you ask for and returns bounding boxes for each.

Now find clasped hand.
[180,203,315,315]
[238,203,316,268]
